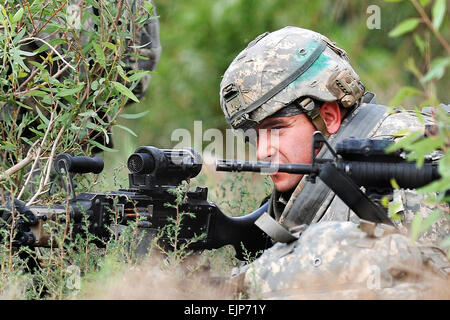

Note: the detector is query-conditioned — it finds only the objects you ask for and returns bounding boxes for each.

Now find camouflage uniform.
[274,106,450,247]
[234,106,450,300]
[219,27,450,299]
[239,221,449,299]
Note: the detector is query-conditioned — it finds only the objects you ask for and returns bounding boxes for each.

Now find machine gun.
[0,147,269,260]
[1,132,442,261]
[216,131,442,226]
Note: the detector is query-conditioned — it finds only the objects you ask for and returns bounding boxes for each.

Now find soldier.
[0,0,161,151]
[0,0,161,201]
[0,0,162,272]
[218,26,449,299]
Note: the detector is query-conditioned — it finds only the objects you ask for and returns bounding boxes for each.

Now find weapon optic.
[1,147,269,260]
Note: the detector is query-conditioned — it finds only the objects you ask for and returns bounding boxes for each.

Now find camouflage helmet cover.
[219,26,365,130]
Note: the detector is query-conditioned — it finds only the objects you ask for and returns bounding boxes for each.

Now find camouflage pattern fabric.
[235,108,450,299]
[239,221,449,299]
[317,108,450,247]
[220,26,449,299]
[219,26,363,129]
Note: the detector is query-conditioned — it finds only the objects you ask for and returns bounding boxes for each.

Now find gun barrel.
[215,160,319,174]
[216,159,440,189]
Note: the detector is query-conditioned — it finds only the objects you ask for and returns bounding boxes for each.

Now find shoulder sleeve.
[242,221,449,299]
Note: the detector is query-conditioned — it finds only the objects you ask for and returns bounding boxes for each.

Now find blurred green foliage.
[113,0,449,154]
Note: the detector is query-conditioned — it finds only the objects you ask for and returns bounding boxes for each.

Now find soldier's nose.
[256,131,277,161]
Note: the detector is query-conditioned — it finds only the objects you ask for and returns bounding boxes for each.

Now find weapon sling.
[285,103,390,225]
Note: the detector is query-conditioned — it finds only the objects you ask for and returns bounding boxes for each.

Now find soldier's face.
[255,113,317,192]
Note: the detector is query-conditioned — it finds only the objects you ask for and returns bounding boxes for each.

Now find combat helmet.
[219,26,365,133]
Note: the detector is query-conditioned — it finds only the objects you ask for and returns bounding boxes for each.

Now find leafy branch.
[386,0,449,107]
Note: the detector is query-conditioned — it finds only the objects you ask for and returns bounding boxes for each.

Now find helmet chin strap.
[297,98,330,138]
[296,94,364,138]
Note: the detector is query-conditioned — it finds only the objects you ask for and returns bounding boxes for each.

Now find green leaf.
[35,107,49,125]
[55,83,85,97]
[21,136,34,147]
[93,42,106,68]
[28,61,46,72]
[385,131,423,153]
[390,178,400,189]
[19,49,36,57]
[14,100,33,110]
[87,139,118,152]
[12,8,24,24]
[420,0,431,6]
[410,209,442,243]
[28,127,44,138]
[438,153,450,177]
[25,90,48,97]
[112,81,140,103]
[116,65,130,82]
[391,128,412,137]
[101,41,116,51]
[119,110,149,119]
[410,212,422,243]
[12,27,26,45]
[389,86,421,106]
[0,141,15,152]
[419,209,441,233]
[34,38,68,54]
[388,201,403,220]
[417,176,450,193]
[405,57,422,79]
[113,124,138,137]
[78,110,97,118]
[432,0,446,29]
[413,34,425,54]
[388,18,420,37]
[404,135,445,154]
[86,121,109,144]
[423,57,450,82]
[381,195,390,208]
[128,70,152,82]
[90,80,99,91]
[143,1,154,14]
[12,48,30,73]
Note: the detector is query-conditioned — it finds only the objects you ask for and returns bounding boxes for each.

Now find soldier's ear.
[319,101,342,134]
